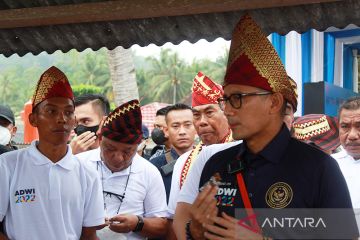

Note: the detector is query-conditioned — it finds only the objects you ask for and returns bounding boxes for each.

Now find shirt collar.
[332,146,360,163]
[240,124,290,164]
[30,141,76,171]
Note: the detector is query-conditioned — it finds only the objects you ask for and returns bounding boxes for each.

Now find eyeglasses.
[103,190,125,215]
[217,92,272,110]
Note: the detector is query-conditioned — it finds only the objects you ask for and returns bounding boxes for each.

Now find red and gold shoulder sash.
[179,131,233,189]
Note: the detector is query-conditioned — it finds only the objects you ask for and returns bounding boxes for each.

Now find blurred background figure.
[293,114,340,154]
[150,103,196,202]
[284,102,295,130]
[283,77,297,131]
[332,97,360,229]
[137,124,151,159]
[0,104,17,153]
[71,93,110,154]
[149,106,172,160]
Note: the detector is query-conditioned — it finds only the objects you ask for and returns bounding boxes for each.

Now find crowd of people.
[0,13,359,240]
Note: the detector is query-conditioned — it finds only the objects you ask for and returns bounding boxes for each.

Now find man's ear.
[164,126,169,138]
[10,126,17,137]
[29,113,37,127]
[269,92,284,114]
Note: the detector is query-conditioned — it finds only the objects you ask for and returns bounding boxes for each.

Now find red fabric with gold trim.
[224,14,298,111]
[293,114,340,153]
[32,66,74,108]
[191,72,224,107]
[101,99,143,144]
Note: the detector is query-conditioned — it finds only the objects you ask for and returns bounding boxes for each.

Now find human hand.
[203,212,263,240]
[108,214,138,233]
[96,217,110,230]
[70,131,97,154]
[189,184,218,239]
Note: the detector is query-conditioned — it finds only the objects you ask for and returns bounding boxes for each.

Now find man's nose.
[198,114,208,126]
[223,102,235,116]
[112,151,124,161]
[348,127,360,140]
[56,111,66,123]
[179,125,187,135]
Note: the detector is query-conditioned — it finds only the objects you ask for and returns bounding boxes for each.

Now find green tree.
[143,49,193,104]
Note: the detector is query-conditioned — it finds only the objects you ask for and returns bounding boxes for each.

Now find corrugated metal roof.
[0,0,359,57]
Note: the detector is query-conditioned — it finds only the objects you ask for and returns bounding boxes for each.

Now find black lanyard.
[97,161,131,214]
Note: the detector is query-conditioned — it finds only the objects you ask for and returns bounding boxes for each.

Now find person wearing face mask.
[149,106,172,160]
[0,104,17,153]
[70,94,110,154]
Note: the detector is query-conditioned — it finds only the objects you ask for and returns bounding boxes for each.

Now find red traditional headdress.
[191,72,223,107]
[32,66,74,108]
[101,99,143,144]
[224,14,298,110]
[293,114,340,152]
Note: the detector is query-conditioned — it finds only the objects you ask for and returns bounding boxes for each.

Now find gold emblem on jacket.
[265,182,293,209]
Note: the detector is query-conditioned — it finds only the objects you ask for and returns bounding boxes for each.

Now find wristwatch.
[133,215,144,232]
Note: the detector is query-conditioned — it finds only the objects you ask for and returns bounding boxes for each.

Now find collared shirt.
[332,147,360,229]
[171,141,241,218]
[199,125,354,210]
[183,125,358,238]
[77,148,168,240]
[150,148,179,202]
[167,150,191,218]
[0,141,105,240]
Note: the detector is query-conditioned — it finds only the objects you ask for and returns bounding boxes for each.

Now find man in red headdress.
[169,72,238,238]
[0,66,105,240]
[173,14,358,240]
[77,99,168,240]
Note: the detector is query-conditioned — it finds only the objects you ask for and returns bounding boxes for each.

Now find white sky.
[131,37,230,63]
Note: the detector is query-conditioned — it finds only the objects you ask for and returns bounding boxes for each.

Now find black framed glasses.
[217,92,272,110]
[103,190,126,215]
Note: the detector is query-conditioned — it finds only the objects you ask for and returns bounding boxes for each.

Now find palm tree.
[144,49,193,104]
[107,46,139,105]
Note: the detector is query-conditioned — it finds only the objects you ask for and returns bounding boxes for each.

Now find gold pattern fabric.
[103,101,140,127]
[32,66,73,108]
[191,72,223,107]
[101,99,143,144]
[224,14,297,110]
[292,114,340,152]
[179,131,233,188]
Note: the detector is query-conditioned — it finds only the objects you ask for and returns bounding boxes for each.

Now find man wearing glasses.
[174,14,358,240]
[77,99,168,240]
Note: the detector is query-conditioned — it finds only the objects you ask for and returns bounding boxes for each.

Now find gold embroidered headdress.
[32,66,74,108]
[224,14,298,110]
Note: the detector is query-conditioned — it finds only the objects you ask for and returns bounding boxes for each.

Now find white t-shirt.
[177,141,241,205]
[0,141,105,240]
[332,147,360,229]
[77,148,168,240]
[167,150,191,218]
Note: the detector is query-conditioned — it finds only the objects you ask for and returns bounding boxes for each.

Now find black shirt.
[199,125,358,239]
[150,148,179,203]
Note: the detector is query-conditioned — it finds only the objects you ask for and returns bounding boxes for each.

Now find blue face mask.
[74,125,99,136]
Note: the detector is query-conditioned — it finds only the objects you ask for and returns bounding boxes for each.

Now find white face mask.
[0,125,11,145]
